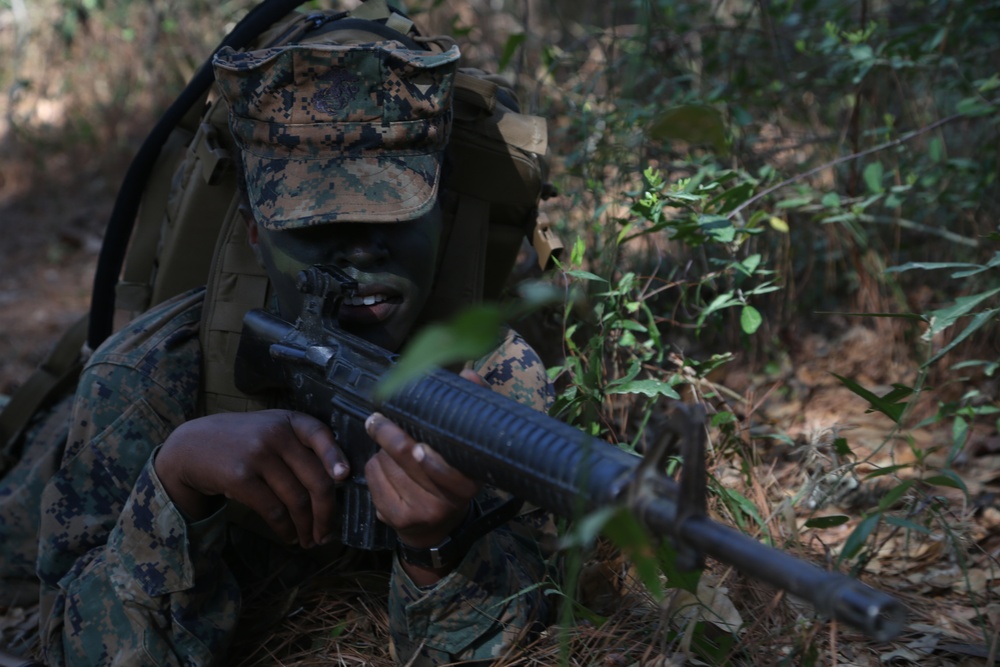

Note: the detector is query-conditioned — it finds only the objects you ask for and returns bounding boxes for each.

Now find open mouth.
[343,294,389,307]
[338,291,401,325]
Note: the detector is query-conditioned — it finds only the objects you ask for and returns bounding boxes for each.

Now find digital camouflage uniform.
[0,39,558,666]
[0,394,73,610]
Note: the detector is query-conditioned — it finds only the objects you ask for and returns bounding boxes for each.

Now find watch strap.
[396,497,524,570]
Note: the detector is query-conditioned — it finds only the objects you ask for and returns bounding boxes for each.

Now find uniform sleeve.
[388,328,556,665]
[36,292,241,666]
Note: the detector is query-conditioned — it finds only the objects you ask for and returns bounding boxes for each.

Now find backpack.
[0,0,562,464]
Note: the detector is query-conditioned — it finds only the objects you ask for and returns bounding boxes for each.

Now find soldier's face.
[248,206,441,352]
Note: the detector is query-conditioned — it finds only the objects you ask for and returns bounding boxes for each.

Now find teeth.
[345,294,388,306]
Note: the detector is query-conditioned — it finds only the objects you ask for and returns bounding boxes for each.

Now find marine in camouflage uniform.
[36,289,553,666]
[3,39,557,665]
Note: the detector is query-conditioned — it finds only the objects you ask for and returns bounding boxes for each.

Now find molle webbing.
[199,201,272,416]
[118,98,237,319]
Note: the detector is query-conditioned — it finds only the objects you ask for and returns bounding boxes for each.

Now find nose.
[332,225,388,269]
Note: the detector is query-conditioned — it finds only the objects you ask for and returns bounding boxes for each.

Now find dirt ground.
[1,136,998,664]
[0,144,113,396]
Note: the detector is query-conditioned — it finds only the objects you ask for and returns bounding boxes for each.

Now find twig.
[729,112,970,218]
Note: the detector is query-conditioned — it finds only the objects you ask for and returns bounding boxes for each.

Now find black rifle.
[233,264,906,642]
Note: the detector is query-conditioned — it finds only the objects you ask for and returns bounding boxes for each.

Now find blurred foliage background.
[1,0,999,664]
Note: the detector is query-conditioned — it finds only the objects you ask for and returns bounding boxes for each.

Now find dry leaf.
[667,580,743,634]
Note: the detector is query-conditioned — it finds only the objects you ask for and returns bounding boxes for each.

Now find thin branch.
[729,112,969,219]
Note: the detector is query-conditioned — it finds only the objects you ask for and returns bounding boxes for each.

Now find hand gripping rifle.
[233,265,906,641]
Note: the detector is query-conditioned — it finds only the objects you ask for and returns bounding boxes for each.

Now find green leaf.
[925,287,1000,338]
[832,374,909,423]
[833,437,852,457]
[711,411,737,427]
[929,137,943,163]
[776,197,812,209]
[805,515,850,529]
[375,306,503,399]
[497,32,525,71]
[683,353,735,378]
[738,254,762,276]
[564,269,608,282]
[922,470,968,494]
[880,383,916,405]
[885,261,982,274]
[558,506,619,550]
[863,161,885,194]
[957,96,997,117]
[649,104,729,154]
[850,43,874,61]
[864,463,910,480]
[740,305,763,334]
[606,378,681,399]
[656,541,702,594]
[558,506,671,601]
[839,513,881,563]
[717,487,766,532]
[611,319,648,332]
[699,215,736,243]
[883,516,933,535]
[947,415,970,467]
[569,236,586,266]
[952,252,1000,278]
[710,181,755,213]
[327,620,349,640]
[601,508,665,601]
[820,192,841,208]
[977,74,1000,93]
[699,292,740,321]
[876,479,914,512]
[925,308,999,367]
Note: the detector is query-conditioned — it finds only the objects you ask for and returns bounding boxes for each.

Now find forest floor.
[1,142,998,665]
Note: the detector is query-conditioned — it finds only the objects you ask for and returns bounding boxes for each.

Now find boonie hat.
[213,41,460,228]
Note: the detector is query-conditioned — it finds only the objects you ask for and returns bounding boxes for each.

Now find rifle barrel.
[382,367,905,640]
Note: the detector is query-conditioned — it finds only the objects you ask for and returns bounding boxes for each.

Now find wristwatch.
[395,497,523,570]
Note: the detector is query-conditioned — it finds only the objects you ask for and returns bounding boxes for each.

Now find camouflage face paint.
[254,207,442,352]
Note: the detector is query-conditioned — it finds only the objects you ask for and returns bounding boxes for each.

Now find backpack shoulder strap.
[0,315,88,471]
[424,69,561,323]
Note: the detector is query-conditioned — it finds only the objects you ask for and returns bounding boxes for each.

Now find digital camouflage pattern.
[0,393,73,609]
[213,42,460,229]
[6,288,554,665]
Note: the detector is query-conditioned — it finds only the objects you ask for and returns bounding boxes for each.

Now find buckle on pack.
[533,213,563,270]
[193,121,232,185]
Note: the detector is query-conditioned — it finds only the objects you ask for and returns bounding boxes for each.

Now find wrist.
[396,503,478,571]
[153,445,218,521]
[395,497,524,573]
